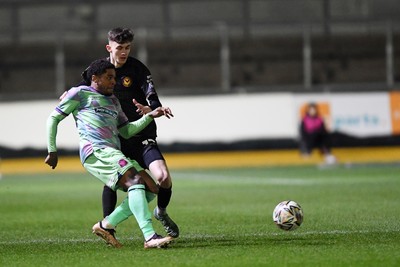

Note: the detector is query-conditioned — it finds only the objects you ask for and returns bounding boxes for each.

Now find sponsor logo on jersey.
[122,76,132,87]
[94,107,118,119]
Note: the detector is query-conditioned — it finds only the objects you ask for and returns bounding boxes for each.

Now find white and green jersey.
[46,85,153,163]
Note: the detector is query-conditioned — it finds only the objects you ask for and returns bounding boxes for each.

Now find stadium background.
[1,0,400,172]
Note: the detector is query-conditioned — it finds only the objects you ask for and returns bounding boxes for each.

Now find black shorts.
[120,137,165,169]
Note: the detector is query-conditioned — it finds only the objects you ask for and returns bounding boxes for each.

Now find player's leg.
[102,185,117,218]
[148,158,179,238]
[118,167,173,248]
[142,141,179,237]
[100,189,156,230]
[93,189,157,248]
[149,159,172,210]
[85,148,171,248]
[92,198,129,248]
[120,138,159,205]
[95,170,157,246]
[84,150,125,248]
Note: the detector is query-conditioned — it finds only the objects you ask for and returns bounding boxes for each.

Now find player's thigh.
[143,143,165,168]
[84,147,143,191]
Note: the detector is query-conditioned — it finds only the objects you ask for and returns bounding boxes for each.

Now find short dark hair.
[86,59,115,80]
[108,27,134,44]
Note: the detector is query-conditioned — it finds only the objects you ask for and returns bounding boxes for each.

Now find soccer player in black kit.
[79,27,179,244]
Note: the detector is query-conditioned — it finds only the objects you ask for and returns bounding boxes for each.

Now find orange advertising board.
[390,91,400,135]
[299,102,330,118]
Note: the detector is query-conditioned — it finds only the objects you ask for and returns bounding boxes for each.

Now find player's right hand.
[150,107,174,119]
[45,152,58,169]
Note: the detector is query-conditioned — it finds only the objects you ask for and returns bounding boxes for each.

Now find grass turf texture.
[1,164,399,267]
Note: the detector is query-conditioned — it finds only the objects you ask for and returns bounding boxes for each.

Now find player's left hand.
[132,99,152,115]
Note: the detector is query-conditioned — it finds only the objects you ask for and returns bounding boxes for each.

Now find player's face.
[94,69,116,95]
[106,41,131,68]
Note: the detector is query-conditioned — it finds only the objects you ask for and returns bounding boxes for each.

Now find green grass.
[1,164,400,267]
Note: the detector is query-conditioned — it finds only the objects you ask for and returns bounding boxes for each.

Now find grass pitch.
[1,164,400,267]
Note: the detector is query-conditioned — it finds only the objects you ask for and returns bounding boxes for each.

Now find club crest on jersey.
[118,159,128,167]
[122,76,132,87]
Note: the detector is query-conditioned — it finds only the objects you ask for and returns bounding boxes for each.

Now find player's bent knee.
[139,170,159,194]
[156,175,168,184]
[159,176,172,188]
[117,169,145,190]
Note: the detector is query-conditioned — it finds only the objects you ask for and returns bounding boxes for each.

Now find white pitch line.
[171,172,383,186]
[1,229,398,246]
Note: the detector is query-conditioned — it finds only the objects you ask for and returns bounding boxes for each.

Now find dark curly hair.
[86,59,115,81]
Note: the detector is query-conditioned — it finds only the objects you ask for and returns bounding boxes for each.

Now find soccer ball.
[272,200,303,231]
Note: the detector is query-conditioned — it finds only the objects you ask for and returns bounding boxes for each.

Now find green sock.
[128,184,155,240]
[106,197,132,227]
[105,192,156,228]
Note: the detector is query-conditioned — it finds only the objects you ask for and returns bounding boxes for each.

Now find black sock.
[102,185,117,218]
[157,186,172,210]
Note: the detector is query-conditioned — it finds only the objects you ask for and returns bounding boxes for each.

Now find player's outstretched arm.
[132,99,174,119]
[119,106,173,139]
[132,99,173,119]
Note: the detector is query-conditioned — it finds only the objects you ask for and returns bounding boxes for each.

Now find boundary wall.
[0,91,399,154]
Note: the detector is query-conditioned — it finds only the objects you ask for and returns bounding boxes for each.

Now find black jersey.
[78,57,161,139]
[111,57,162,139]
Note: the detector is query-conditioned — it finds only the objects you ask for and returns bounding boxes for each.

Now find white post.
[303,24,312,90]
[386,21,394,88]
[218,22,231,92]
[55,35,66,96]
[136,28,148,66]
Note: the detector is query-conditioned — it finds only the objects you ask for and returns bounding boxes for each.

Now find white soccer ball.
[272,200,304,231]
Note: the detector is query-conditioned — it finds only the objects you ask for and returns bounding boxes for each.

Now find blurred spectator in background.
[299,102,337,164]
